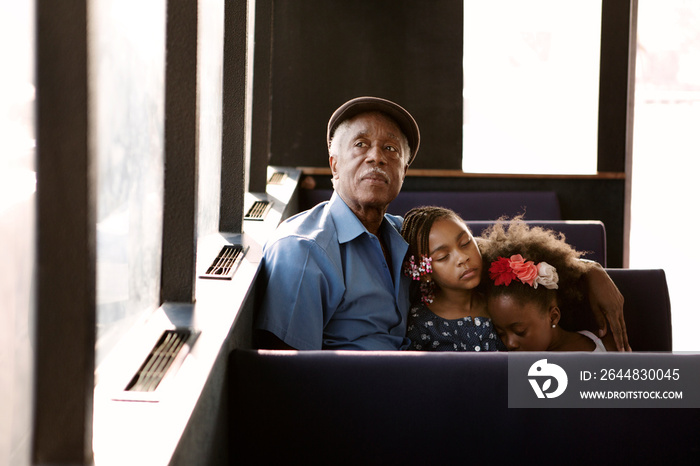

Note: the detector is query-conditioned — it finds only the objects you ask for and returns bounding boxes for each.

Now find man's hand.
[586,263,631,351]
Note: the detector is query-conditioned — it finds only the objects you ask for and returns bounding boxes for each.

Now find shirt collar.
[329,192,369,244]
[329,192,407,250]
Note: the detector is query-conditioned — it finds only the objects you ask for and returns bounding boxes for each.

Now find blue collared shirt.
[255,192,411,350]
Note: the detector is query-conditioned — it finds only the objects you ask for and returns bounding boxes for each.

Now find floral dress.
[406,303,506,352]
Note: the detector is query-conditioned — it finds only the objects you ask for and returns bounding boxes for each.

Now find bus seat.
[230,270,678,463]
[298,189,562,220]
[469,220,608,266]
[229,351,693,464]
[592,268,672,352]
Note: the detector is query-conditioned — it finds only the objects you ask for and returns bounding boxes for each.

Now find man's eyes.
[352,141,398,152]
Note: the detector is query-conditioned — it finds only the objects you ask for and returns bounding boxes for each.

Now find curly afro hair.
[477,217,594,326]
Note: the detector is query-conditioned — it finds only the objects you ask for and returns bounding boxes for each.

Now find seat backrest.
[229,347,695,464]
[387,190,561,220]
[571,268,672,351]
[606,268,672,351]
[468,220,608,266]
[298,189,562,220]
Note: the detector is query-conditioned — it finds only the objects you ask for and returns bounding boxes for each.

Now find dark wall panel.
[269,0,464,170]
[598,0,633,173]
[221,0,252,232]
[463,0,634,175]
[35,0,95,462]
[161,0,199,303]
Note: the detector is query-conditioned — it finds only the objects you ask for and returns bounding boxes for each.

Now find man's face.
[329,112,409,213]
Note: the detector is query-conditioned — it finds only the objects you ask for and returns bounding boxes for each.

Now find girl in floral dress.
[478,219,617,352]
[400,206,505,351]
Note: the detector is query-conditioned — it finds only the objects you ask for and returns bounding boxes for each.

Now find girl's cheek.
[431,265,445,279]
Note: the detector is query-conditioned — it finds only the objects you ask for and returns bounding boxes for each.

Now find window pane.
[463,0,601,174]
[197,0,224,236]
[92,0,166,366]
[630,0,700,351]
[0,0,35,463]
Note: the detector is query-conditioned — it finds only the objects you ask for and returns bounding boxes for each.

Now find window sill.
[93,167,300,465]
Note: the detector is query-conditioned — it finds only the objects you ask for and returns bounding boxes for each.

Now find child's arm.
[584,262,631,351]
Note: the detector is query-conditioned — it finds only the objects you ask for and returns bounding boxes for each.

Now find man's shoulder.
[265,197,404,252]
[268,201,337,247]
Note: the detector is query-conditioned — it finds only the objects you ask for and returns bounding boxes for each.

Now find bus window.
[463,0,602,175]
[93,0,166,366]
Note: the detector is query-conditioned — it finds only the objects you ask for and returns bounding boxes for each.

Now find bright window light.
[463,0,602,174]
[92,0,166,366]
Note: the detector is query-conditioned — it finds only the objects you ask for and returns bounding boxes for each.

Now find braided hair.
[401,206,467,304]
[401,206,465,259]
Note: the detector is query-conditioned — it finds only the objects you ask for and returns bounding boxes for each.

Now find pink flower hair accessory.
[403,254,433,281]
[403,255,436,304]
[489,254,559,290]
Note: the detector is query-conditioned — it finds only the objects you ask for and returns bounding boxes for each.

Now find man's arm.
[585,262,631,351]
[256,330,298,350]
[254,237,332,350]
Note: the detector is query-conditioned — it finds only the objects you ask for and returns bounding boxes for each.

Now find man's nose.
[365,144,386,164]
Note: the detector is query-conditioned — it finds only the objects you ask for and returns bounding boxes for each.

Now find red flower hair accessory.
[489,257,517,286]
[489,254,559,289]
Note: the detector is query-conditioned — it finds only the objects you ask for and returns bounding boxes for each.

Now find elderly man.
[255,96,629,351]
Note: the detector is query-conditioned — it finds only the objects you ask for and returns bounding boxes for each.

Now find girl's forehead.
[430,215,470,237]
[425,216,472,253]
[489,294,546,317]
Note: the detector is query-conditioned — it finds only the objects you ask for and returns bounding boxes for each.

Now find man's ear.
[329,155,339,179]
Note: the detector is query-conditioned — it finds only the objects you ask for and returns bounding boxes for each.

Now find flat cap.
[327,96,420,165]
